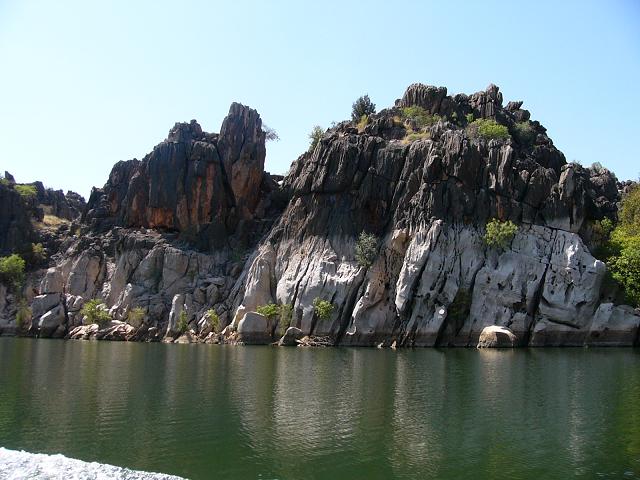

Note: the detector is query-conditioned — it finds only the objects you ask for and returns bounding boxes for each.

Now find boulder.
[31,294,62,319]
[37,305,67,337]
[477,326,518,348]
[237,312,271,344]
[39,268,64,294]
[175,331,197,344]
[68,324,99,340]
[586,304,640,346]
[94,321,135,341]
[166,294,186,336]
[278,326,304,346]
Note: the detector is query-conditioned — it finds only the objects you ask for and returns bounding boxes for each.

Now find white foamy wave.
[0,448,185,480]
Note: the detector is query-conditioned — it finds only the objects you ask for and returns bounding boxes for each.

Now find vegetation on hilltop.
[467,118,510,140]
[351,95,376,122]
[15,184,37,199]
[308,125,323,152]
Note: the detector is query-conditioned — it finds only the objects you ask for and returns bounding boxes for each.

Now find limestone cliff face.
[2,84,638,346]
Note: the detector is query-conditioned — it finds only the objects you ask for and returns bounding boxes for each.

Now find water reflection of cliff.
[0,340,639,479]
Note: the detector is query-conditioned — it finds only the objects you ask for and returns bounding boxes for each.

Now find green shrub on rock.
[351,94,376,122]
[607,233,640,307]
[207,309,220,333]
[355,232,378,268]
[81,299,111,327]
[0,254,26,292]
[619,184,640,234]
[401,106,440,129]
[177,310,189,334]
[313,298,334,321]
[256,303,280,320]
[15,184,37,199]
[467,118,510,141]
[308,125,324,152]
[31,243,46,263]
[484,219,518,249]
[356,114,369,132]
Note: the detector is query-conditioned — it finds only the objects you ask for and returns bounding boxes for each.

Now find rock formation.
[84,103,280,250]
[0,181,38,254]
[1,84,638,347]
[0,173,86,255]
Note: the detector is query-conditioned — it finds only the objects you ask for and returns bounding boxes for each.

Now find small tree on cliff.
[351,94,376,122]
[484,219,518,249]
[308,125,324,152]
[355,232,378,268]
[263,125,280,142]
[313,298,334,321]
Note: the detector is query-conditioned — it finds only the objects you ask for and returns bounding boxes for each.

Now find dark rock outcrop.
[32,182,85,221]
[0,172,86,256]
[84,103,279,250]
[0,182,38,254]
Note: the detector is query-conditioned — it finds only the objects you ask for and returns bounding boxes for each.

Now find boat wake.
[0,448,184,479]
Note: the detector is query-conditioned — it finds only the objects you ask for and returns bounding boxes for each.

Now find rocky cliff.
[84,103,281,249]
[1,84,638,347]
[0,173,85,255]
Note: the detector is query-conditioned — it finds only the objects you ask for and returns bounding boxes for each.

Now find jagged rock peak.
[398,82,514,120]
[167,119,205,143]
[83,102,279,249]
[399,84,449,113]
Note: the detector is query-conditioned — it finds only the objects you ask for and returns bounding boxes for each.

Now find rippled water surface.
[0,338,639,479]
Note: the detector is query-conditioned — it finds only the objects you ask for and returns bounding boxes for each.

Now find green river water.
[0,338,639,479]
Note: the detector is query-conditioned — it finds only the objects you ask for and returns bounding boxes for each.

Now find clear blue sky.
[1,0,639,198]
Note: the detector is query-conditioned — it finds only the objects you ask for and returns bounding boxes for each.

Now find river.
[0,338,638,479]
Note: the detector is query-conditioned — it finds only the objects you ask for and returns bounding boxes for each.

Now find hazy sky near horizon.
[1,0,639,198]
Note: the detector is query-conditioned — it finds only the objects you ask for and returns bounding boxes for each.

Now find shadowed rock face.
[0,176,85,255]
[84,103,273,248]
[0,183,37,254]
[2,84,639,346]
[32,182,85,221]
